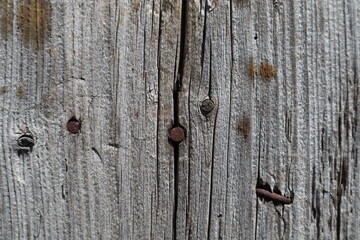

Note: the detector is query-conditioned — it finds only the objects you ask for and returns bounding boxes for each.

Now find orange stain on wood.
[17,0,51,51]
[237,117,250,138]
[17,84,26,97]
[259,60,277,81]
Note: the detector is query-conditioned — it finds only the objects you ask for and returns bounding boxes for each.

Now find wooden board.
[0,0,358,239]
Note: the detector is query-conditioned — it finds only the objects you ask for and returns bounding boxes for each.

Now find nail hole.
[17,134,35,153]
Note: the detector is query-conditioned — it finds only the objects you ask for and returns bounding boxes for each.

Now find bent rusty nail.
[256,188,292,204]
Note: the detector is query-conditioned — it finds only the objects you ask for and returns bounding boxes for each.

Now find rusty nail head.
[200,99,215,114]
[67,117,81,134]
[169,127,185,143]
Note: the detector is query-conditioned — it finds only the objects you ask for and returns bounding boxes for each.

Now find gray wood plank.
[0,0,359,239]
[178,0,359,239]
[0,0,179,239]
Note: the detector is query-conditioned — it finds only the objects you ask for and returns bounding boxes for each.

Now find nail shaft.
[256,188,292,204]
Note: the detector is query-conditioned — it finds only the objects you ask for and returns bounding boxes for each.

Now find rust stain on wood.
[0,0,14,40]
[259,60,277,81]
[248,57,257,79]
[18,0,51,51]
[0,86,8,94]
[237,117,250,138]
[17,84,26,97]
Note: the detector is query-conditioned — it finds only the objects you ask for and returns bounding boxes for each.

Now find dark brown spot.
[0,0,14,40]
[237,117,250,138]
[67,117,81,134]
[168,127,185,143]
[0,86,8,94]
[17,84,26,97]
[132,2,141,12]
[18,0,51,51]
[259,60,277,81]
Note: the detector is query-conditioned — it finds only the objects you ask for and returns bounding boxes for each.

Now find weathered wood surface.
[0,0,359,239]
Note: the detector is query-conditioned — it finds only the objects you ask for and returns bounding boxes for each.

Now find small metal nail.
[200,99,215,115]
[67,117,81,134]
[256,188,292,204]
[168,127,185,143]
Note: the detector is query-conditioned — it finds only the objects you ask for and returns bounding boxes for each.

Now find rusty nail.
[200,99,215,115]
[256,188,292,204]
[168,127,185,143]
[67,117,81,134]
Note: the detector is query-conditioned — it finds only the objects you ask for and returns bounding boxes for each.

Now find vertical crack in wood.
[200,4,207,82]
[156,0,163,208]
[255,119,262,240]
[206,32,214,240]
[111,2,122,143]
[336,157,345,240]
[221,1,236,238]
[172,1,188,239]
[336,182,342,240]
[285,111,292,142]
[176,0,188,92]
[208,104,218,240]
[173,141,179,240]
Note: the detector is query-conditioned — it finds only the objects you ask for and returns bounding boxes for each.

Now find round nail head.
[169,127,185,143]
[67,118,81,134]
[200,99,215,114]
[17,135,34,148]
[16,133,35,153]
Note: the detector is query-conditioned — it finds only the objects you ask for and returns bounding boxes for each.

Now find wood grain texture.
[0,0,359,239]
